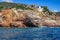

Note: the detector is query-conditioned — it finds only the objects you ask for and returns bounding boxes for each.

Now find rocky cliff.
[0,2,60,28]
[0,8,59,28]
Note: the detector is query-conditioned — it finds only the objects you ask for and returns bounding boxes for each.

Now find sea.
[0,27,60,40]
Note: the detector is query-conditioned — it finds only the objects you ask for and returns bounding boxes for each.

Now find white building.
[38,6,43,12]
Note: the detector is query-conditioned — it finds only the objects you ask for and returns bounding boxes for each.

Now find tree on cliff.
[0,6,4,11]
[41,6,53,15]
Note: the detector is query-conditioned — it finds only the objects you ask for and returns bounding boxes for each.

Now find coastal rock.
[56,20,60,27]
[18,13,26,21]
[11,21,26,28]
[43,20,58,27]
[23,11,42,27]
[0,21,10,28]
[0,9,13,28]
[0,9,59,28]
[12,8,26,21]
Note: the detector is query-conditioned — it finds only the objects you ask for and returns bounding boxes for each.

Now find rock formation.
[42,20,58,27]
[0,8,60,28]
[0,9,13,28]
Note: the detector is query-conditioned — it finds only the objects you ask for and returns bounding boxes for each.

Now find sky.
[0,0,60,12]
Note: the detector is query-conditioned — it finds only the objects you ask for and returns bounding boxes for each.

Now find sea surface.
[0,27,60,40]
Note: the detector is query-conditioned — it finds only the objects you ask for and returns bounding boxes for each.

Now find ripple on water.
[0,27,60,40]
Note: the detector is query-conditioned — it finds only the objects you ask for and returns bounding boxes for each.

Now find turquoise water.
[0,27,60,40]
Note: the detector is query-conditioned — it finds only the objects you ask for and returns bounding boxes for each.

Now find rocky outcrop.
[0,9,13,28]
[0,9,60,28]
[42,20,58,27]
[56,20,60,27]
[11,21,26,28]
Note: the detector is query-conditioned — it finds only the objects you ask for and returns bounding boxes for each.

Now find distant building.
[38,6,43,12]
[31,4,35,7]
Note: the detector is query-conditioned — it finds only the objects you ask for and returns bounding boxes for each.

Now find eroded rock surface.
[0,8,60,28]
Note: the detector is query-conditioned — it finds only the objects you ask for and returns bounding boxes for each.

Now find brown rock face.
[42,20,58,27]
[0,9,59,28]
[11,21,26,28]
[56,20,60,26]
[17,13,26,21]
[0,21,10,28]
[0,9,27,28]
[0,9,13,28]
